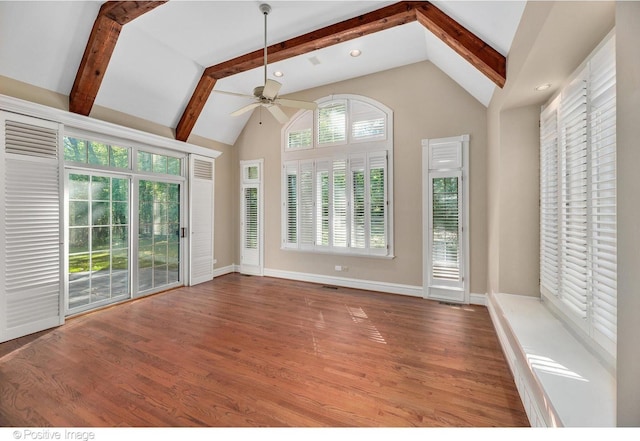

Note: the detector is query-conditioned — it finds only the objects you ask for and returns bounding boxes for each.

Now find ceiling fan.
[213,3,317,124]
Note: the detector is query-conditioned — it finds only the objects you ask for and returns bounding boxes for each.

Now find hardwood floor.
[0,274,529,427]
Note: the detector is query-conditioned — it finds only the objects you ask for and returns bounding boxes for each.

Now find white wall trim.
[213,264,237,278]
[263,268,423,297]
[216,266,488,306]
[0,94,222,159]
[469,292,487,306]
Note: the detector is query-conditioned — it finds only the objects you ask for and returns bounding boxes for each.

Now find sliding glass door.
[67,172,130,313]
[137,179,182,294]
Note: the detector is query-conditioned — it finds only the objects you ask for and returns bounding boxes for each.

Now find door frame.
[240,159,264,276]
[422,135,470,304]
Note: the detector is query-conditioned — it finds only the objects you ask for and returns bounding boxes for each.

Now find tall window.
[539,33,616,358]
[64,133,186,315]
[422,135,469,303]
[282,95,393,257]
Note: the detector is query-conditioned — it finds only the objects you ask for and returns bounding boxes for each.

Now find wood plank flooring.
[0,273,529,427]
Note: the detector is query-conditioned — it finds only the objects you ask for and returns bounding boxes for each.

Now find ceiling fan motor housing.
[260,4,271,15]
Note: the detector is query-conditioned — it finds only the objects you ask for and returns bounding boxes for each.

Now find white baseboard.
[213,264,237,278]
[470,292,487,306]
[215,265,488,306]
[263,268,423,297]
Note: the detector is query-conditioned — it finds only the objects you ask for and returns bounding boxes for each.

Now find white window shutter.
[317,100,347,145]
[351,100,386,141]
[423,135,469,303]
[368,152,387,253]
[283,161,298,247]
[189,155,214,285]
[286,110,313,150]
[589,35,616,348]
[1,111,64,342]
[299,160,314,248]
[538,32,617,357]
[350,155,366,250]
[540,97,560,297]
[332,158,348,248]
[559,73,589,318]
[315,160,330,247]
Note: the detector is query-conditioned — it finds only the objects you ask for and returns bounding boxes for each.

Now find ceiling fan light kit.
[213,3,317,125]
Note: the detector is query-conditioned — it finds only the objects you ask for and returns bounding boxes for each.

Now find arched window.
[281,95,393,257]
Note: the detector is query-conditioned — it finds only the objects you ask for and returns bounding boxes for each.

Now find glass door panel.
[138,180,181,294]
[67,173,130,313]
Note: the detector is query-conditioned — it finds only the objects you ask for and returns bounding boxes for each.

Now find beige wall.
[486,0,615,297]
[498,104,540,296]
[615,0,640,426]
[0,74,235,272]
[234,61,488,293]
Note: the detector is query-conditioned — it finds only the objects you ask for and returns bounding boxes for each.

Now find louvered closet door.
[189,155,214,285]
[0,111,64,342]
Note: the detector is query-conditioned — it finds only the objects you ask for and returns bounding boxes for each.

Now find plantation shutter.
[430,172,462,283]
[540,98,560,296]
[351,100,385,140]
[423,135,468,303]
[1,111,64,342]
[189,155,214,285]
[299,160,314,248]
[559,73,589,318]
[283,161,298,247]
[368,152,387,253]
[318,101,346,145]
[316,160,330,247]
[589,36,616,347]
[286,110,313,150]
[332,159,348,248]
[240,160,262,275]
[350,155,366,250]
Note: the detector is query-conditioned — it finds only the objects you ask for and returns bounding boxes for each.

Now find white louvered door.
[422,135,469,303]
[189,155,214,285]
[240,160,263,276]
[0,111,64,342]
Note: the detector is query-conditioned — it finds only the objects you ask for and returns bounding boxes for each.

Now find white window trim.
[240,159,264,276]
[422,135,470,304]
[539,30,616,365]
[281,94,394,258]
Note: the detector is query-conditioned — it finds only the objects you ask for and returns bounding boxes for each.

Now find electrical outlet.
[335,265,342,271]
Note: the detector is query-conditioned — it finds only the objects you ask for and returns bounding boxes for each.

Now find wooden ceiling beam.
[176,1,507,143]
[415,2,506,88]
[175,1,421,142]
[69,1,166,116]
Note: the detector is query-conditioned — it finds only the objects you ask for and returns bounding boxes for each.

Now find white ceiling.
[0,1,526,146]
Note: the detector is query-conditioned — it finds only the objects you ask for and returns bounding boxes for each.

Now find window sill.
[280,246,395,260]
[487,292,616,427]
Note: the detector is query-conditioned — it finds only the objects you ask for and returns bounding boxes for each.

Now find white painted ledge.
[488,292,616,427]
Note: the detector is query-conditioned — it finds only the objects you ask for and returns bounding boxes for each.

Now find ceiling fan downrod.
[260,4,271,88]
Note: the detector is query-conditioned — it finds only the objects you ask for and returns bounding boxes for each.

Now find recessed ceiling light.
[274,71,284,77]
[535,83,551,91]
[350,49,362,57]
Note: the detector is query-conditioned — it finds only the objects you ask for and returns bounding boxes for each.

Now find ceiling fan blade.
[230,102,260,117]
[267,104,289,124]
[275,98,318,110]
[262,79,282,100]
[213,89,254,99]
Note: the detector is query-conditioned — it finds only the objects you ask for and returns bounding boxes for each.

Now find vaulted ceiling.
[0,1,526,146]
